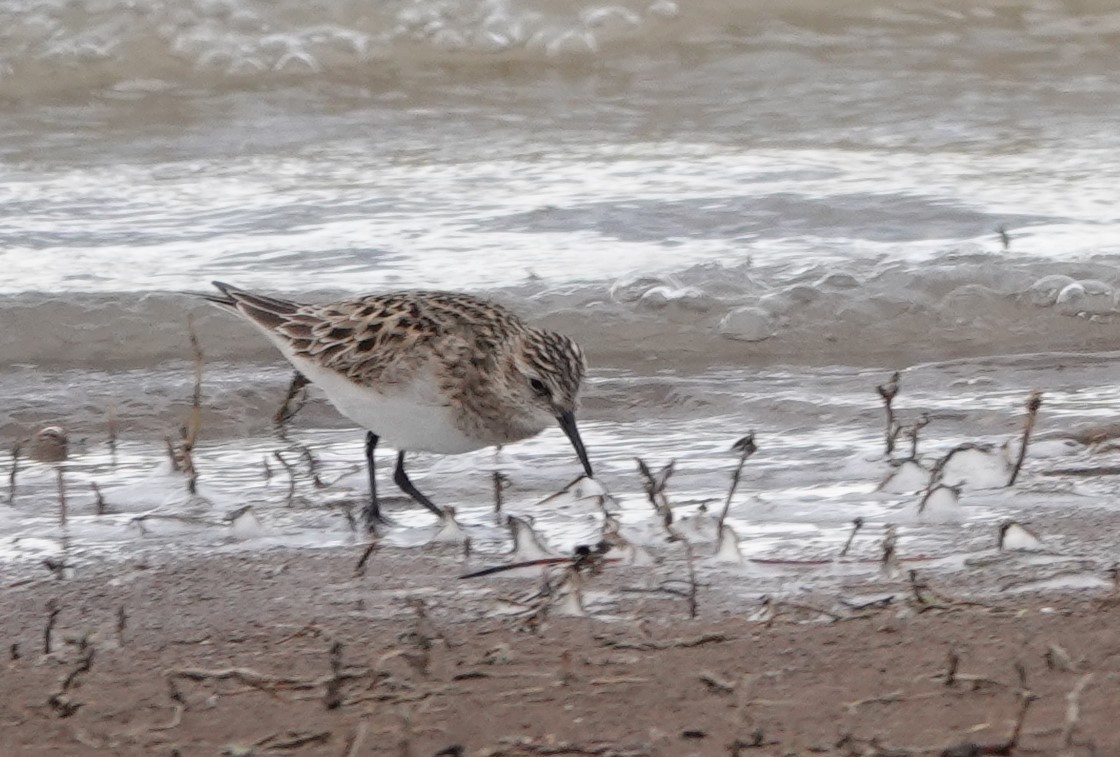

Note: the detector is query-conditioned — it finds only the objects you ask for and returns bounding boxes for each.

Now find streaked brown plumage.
[204,282,593,529]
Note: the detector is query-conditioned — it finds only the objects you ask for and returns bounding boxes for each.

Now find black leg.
[393,451,442,516]
[361,431,387,531]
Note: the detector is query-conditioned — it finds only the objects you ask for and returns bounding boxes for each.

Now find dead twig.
[255,729,331,750]
[941,689,1037,757]
[274,371,310,432]
[179,317,204,494]
[167,663,371,705]
[116,605,127,646]
[48,635,94,717]
[106,402,119,466]
[1007,390,1042,487]
[906,413,931,461]
[487,736,652,756]
[56,466,67,527]
[699,671,736,694]
[944,649,959,687]
[492,471,510,525]
[7,441,20,505]
[44,599,61,655]
[598,633,730,651]
[718,433,757,531]
[840,517,864,558]
[342,722,369,757]
[635,457,674,526]
[881,525,900,576]
[353,537,379,576]
[1061,673,1092,748]
[273,451,297,505]
[91,482,107,516]
[164,437,180,472]
[324,640,344,710]
[877,371,901,457]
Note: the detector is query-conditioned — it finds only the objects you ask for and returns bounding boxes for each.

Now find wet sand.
[2,544,1116,756]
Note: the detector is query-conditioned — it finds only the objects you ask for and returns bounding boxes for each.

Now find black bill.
[557,410,594,478]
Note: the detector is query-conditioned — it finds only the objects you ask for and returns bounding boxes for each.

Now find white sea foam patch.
[1,369,1118,603]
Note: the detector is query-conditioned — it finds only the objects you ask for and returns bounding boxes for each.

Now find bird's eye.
[528,377,550,397]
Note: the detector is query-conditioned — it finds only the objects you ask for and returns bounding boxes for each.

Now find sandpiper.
[204,282,593,529]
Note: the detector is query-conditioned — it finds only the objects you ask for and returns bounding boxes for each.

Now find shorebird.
[204,281,593,529]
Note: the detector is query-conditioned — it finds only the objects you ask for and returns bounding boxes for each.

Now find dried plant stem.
[164,437,180,472]
[91,482,107,516]
[116,606,127,645]
[354,537,379,576]
[56,467,67,527]
[877,371,900,457]
[1008,390,1043,486]
[1062,674,1092,747]
[185,317,203,450]
[7,441,20,505]
[324,640,345,710]
[274,371,310,431]
[172,317,205,494]
[908,413,930,460]
[106,402,118,465]
[273,451,297,504]
[635,458,674,527]
[492,471,509,525]
[839,517,864,558]
[718,433,757,532]
[44,599,61,654]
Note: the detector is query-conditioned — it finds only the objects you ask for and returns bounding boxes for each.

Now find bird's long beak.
[557,410,594,478]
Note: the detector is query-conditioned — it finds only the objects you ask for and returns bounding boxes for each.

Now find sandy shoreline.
[1,542,1116,756]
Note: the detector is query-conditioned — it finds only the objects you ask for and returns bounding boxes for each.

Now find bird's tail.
[204,281,302,330]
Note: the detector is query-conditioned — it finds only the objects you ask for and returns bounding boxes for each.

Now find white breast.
[286,353,488,455]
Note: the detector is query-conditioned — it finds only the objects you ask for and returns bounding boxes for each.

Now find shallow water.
[3,0,1120,594]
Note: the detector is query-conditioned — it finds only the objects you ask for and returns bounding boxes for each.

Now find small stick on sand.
[48,635,94,717]
[324,640,345,710]
[1008,390,1043,487]
[116,605,127,646]
[718,433,757,532]
[354,537,379,576]
[7,441,20,505]
[56,467,67,527]
[44,599,61,655]
[877,371,901,457]
[91,482,107,516]
[342,722,369,757]
[492,471,509,525]
[946,689,1037,756]
[944,648,959,688]
[274,371,310,432]
[839,517,864,558]
[1061,673,1092,748]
